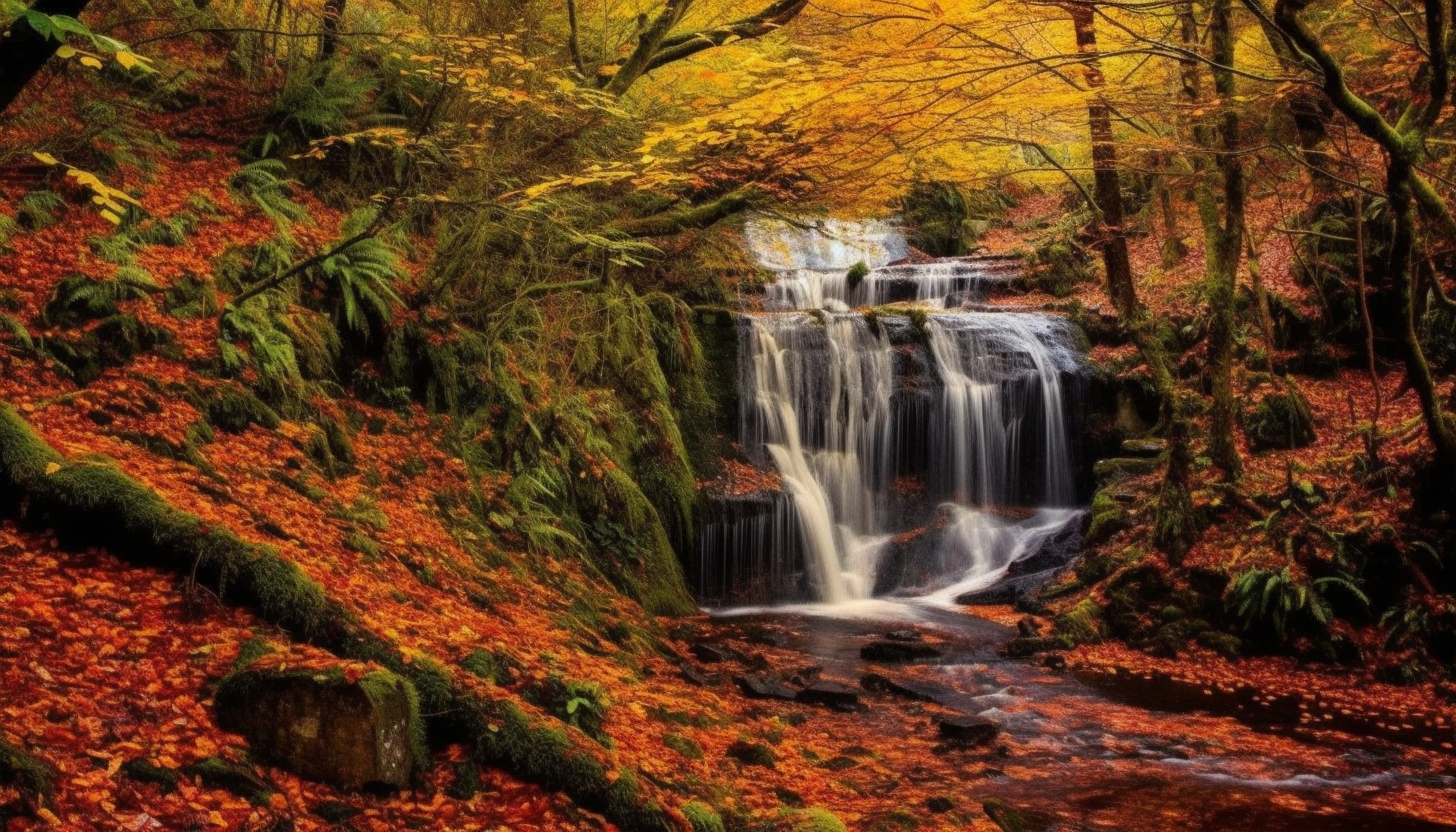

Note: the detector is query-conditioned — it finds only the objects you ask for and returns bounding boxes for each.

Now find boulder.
[1092,456,1161,480]
[937,715,999,747]
[215,667,421,790]
[795,682,861,711]
[1119,438,1165,458]
[733,674,798,701]
[860,640,944,663]
[860,672,952,704]
[690,643,735,664]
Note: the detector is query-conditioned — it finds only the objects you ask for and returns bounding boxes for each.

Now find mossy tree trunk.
[1198,0,1245,480]
[1271,0,1456,504]
[1070,0,1198,560]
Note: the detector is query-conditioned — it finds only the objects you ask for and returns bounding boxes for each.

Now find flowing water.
[696,216,1084,606]
[692,217,1456,830]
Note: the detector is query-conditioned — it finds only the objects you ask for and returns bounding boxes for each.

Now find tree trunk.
[1068,0,1197,561]
[319,0,347,58]
[1204,0,1244,479]
[0,0,94,116]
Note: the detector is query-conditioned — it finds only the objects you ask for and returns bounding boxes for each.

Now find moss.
[0,737,54,806]
[663,733,703,760]
[358,670,429,771]
[683,800,727,832]
[845,261,870,292]
[1054,598,1104,643]
[119,758,179,792]
[726,740,775,768]
[1243,388,1316,451]
[791,807,849,832]
[200,386,282,433]
[867,810,920,831]
[0,405,331,638]
[233,635,276,670]
[982,798,1032,832]
[1196,630,1243,659]
[313,801,361,823]
[184,757,273,804]
[459,648,515,686]
[1084,489,1131,547]
[0,405,678,832]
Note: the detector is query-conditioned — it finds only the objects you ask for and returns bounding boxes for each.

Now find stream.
[693,217,1456,831]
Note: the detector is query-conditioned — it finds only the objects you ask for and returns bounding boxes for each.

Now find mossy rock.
[0,737,54,809]
[215,666,424,790]
[1084,490,1131,548]
[683,800,727,832]
[45,315,172,386]
[790,807,849,832]
[0,406,680,832]
[1054,598,1104,643]
[1092,456,1160,481]
[1243,389,1316,451]
[199,386,281,433]
[119,758,180,793]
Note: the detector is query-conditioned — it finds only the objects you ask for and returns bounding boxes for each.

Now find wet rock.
[691,643,734,664]
[1092,456,1161,480]
[927,796,956,813]
[1040,653,1067,671]
[796,682,861,711]
[733,674,798,701]
[1003,636,1071,657]
[860,640,944,663]
[860,672,952,704]
[1119,438,1165,457]
[937,715,999,747]
[214,667,420,790]
[1016,617,1042,638]
[788,664,822,686]
[885,630,922,642]
[679,664,721,687]
[955,583,1019,606]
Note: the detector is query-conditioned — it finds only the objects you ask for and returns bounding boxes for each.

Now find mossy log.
[0,404,681,830]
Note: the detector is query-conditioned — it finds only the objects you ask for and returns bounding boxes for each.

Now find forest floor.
[2,67,1455,832]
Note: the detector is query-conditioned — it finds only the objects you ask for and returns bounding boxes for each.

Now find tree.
[591,0,810,95]
[1265,0,1456,503]
[0,1,94,116]
[1198,0,1245,480]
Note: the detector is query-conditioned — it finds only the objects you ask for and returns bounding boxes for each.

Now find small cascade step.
[693,216,1088,607]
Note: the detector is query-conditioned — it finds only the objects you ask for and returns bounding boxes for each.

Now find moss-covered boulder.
[215,667,423,790]
[1244,389,1316,451]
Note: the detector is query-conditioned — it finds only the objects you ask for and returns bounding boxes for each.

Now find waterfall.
[695,217,1084,606]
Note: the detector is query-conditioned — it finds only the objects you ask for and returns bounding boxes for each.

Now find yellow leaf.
[36,809,62,827]
[100,209,122,225]
[80,55,104,70]
[31,151,59,166]
[114,51,146,70]
[56,45,77,59]
[44,462,61,476]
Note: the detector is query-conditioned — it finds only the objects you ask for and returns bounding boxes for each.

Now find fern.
[219,298,306,405]
[230,160,310,236]
[1228,566,1367,643]
[17,190,65,230]
[42,268,157,327]
[312,213,401,338]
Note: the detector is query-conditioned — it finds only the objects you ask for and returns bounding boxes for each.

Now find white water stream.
[702,217,1085,608]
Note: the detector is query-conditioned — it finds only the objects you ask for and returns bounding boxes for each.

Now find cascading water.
[695,216,1084,608]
